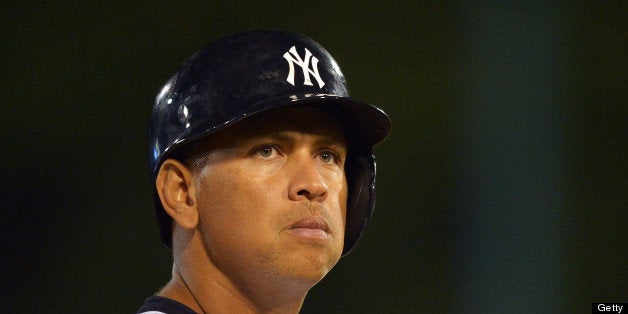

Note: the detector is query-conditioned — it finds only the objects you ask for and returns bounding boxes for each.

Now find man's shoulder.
[136,296,197,314]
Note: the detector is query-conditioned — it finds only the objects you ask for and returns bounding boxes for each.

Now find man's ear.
[155,159,198,229]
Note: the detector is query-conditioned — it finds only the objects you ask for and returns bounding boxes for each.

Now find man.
[138,29,391,313]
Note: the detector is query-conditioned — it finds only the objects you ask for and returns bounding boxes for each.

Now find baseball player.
[137,29,391,313]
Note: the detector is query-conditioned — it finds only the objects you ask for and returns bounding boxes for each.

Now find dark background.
[1,2,625,313]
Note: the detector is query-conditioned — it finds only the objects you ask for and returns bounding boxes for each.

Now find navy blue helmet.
[148,29,391,256]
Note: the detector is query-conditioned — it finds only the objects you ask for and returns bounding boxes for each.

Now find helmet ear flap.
[343,154,376,256]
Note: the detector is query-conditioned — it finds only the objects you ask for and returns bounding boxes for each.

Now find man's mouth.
[287,217,331,239]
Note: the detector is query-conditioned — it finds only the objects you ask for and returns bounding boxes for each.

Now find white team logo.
[283,46,325,88]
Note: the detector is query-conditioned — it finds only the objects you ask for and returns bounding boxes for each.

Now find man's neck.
[158,262,308,314]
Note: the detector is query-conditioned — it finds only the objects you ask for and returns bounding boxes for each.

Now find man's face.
[189,106,348,289]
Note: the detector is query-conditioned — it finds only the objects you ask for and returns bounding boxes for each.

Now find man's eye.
[257,145,276,158]
[319,151,336,164]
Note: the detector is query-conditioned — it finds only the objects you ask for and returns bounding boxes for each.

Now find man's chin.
[285,248,341,280]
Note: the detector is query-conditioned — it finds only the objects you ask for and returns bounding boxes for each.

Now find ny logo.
[283,46,325,88]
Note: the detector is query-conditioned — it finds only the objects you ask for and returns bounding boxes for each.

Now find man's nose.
[288,157,328,203]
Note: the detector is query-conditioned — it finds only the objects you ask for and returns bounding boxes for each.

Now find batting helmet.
[148,29,391,256]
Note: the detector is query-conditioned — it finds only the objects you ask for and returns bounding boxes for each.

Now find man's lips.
[286,217,331,239]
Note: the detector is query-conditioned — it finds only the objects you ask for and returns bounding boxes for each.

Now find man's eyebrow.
[245,132,296,145]
[314,137,347,150]
[245,132,346,148]
[269,133,296,144]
